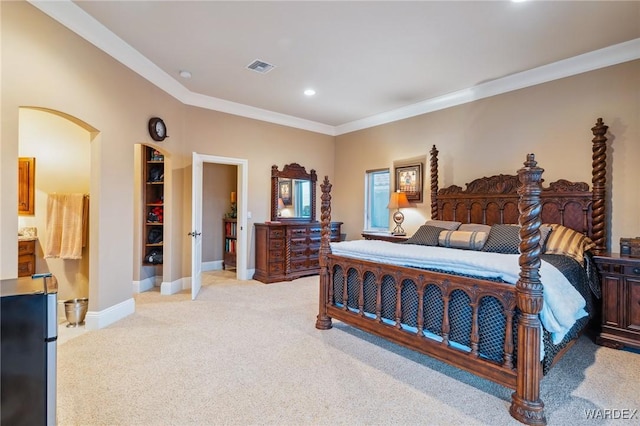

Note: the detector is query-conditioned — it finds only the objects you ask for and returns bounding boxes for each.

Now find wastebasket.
[64,298,88,328]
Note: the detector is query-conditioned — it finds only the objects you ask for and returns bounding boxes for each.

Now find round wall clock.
[148,117,167,141]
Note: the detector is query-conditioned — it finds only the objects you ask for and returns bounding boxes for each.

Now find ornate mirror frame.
[271,163,317,222]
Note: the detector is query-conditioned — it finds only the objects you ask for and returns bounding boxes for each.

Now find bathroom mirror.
[270,163,316,222]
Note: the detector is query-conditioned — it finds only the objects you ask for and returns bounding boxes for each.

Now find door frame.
[192,153,249,282]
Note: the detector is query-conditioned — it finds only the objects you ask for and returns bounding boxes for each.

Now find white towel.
[45,193,85,259]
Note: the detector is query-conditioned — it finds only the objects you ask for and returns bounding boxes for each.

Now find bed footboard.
[325,256,519,385]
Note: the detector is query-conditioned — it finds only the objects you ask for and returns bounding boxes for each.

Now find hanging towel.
[45,193,85,259]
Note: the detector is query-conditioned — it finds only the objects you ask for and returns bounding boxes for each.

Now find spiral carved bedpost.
[590,118,608,253]
[430,145,439,220]
[316,176,333,330]
[510,154,546,425]
[270,165,279,221]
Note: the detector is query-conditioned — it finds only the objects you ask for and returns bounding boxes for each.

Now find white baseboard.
[202,260,223,271]
[84,297,135,330]
[182,276,191,290]
[133,276,155,293]
[74,267,256,330]
[160,278,185,295]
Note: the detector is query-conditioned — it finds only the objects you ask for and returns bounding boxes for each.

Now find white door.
[191,153,203,300]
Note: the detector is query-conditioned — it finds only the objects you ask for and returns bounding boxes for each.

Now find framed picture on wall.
[279,179,292,206]
[395,163,423,202]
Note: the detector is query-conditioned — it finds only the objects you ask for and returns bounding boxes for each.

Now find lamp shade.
[278,198,285,210]
[387,191,410,209]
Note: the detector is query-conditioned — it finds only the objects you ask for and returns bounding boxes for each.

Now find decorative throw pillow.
[482,224,521,254]
[543,224,596,265]
[424,220,461,231]
[403,225,446,246]
[510,224,552,249]
[458,223,492,234]
[481,224,553,254]
[438,230,489,251]
[538,225,553,251]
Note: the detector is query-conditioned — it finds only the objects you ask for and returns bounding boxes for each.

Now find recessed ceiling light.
[179,70,192,79]
[304,89,316,96]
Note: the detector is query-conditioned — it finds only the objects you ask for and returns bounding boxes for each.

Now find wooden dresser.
[254,221,342,283]
[592,252,640,350]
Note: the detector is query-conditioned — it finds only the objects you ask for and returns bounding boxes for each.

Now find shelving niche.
[143,146,164,265]
[223,218,237,270]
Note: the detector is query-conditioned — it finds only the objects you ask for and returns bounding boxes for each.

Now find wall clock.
[148,117,167,142]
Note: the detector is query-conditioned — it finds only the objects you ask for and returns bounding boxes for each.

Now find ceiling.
[31,1,640,135]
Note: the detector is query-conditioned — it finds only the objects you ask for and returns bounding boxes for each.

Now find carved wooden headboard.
[429,118,609,252]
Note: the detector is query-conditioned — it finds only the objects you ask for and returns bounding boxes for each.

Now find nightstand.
[361,232,409,243]
[592,252,640,350]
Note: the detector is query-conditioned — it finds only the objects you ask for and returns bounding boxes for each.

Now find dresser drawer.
[597,261,640,276]
[288,227,309,237]
[18,240,36,256]
[290,237,309,247]
[291,247,319,259]
[269,262,284,275]
[291,258,319,271]
[269,239,285,250]
[308,226,322,236]
[269,228,285,239]
[269,249,284,260]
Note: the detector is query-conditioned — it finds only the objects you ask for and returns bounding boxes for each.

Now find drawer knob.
[633,267,640,275]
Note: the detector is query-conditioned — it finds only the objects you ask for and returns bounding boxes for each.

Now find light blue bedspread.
[330,240,587,344]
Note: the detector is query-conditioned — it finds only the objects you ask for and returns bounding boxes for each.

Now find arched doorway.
[18,107,97,323]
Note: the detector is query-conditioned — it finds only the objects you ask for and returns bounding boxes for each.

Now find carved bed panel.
[436,175,594,238]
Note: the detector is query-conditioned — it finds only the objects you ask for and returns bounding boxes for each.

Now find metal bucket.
[64,298,88,327]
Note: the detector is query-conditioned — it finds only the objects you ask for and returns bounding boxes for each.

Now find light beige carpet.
[57,272,640,425]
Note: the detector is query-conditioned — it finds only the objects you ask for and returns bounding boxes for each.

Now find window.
[365,168,390,231]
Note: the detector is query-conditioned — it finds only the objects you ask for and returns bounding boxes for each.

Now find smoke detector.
[246,59,276,74]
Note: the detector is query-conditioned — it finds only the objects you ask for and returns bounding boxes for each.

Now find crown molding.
[29,1,639,137]
[335,38,640,135]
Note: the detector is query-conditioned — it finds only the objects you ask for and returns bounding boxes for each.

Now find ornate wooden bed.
[316,118,609,425]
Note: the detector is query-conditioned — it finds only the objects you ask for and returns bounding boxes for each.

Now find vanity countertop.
[18,236,38,242]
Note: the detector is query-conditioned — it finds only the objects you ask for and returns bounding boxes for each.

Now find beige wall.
[1,2,334,319]
[334,60,640,249]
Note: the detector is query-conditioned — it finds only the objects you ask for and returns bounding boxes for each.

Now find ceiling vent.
[246,59,275,74]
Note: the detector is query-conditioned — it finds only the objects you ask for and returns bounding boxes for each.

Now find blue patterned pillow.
[481,224,520,254]
[482,224,552,254]
[403,225,446,246]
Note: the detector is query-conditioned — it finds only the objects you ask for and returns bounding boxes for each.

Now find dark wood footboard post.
[430,145,439,220]
[590,118,609,253]
[316,176,333,330]
[510,154,546,425]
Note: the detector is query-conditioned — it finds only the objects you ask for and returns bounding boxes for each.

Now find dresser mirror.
[270,163,317,222]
